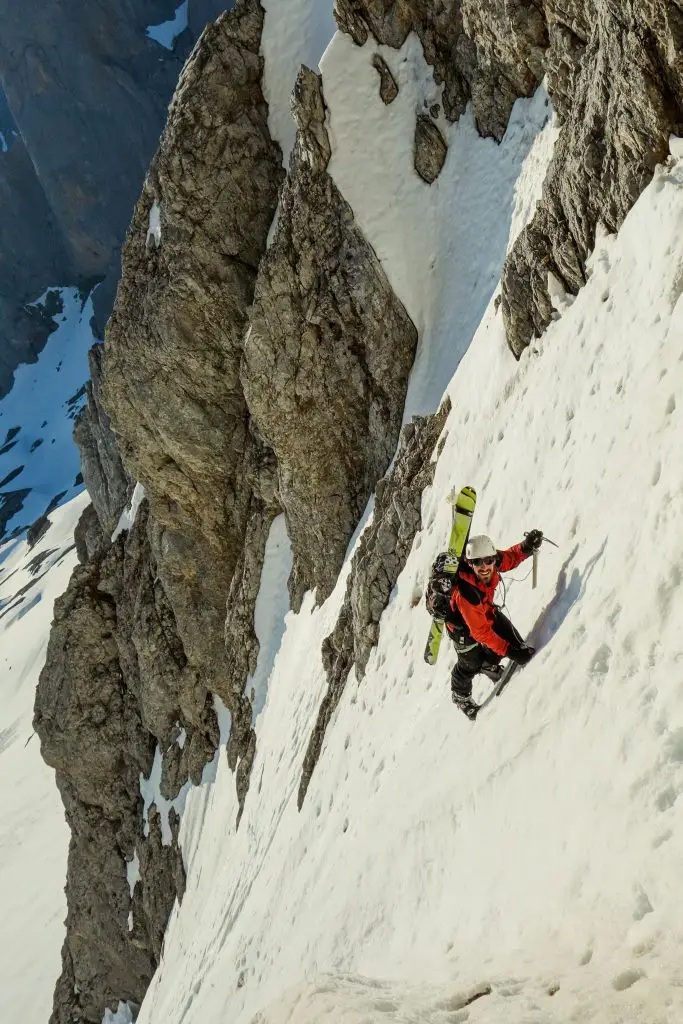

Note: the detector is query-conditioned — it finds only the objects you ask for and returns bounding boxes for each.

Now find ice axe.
[526,533,558,590]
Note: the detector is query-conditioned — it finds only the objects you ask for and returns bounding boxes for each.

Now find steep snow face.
[0,491,89,1022]
[260,0,336,162]
[131,101,683,1024]
[321,32,556,420]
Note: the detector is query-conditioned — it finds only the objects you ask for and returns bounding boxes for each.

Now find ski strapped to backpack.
[423,485,476,666]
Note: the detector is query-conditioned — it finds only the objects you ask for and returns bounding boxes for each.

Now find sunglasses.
[470,556,496,567]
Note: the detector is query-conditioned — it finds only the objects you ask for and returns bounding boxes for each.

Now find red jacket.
[449,543,529,656]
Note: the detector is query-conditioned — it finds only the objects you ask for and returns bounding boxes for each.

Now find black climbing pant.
[449,610,521,699]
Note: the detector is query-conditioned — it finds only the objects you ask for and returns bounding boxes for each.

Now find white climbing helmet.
[466,534,497,561]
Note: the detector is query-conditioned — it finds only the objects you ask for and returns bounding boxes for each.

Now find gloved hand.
[507,644,535,666]
[521,529,543,554]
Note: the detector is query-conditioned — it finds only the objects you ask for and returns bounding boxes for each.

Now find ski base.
[423,485,476,666]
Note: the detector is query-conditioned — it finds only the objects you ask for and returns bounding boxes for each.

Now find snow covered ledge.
[319,30,554,419]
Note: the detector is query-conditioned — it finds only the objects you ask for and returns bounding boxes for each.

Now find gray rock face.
[34,501,212,1024]
[502,0,683,355]
[73,504,108,564]
[414,113,448,182]
[372,54,399,104]
[298,401,450,807]
[73,344,132,536]
[102,0,283,802]
[243,68,418,609]
[34,534,158,1023]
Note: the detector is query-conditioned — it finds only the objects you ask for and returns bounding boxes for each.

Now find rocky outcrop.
[501,0,683,355]
[414,114,448,182]
[190,0,237,38]
[74,344,132,536]
[243,67,418,609]
[102,0,283,799]
[372,54,399,103]
[298,401,450,807]
[34,500,212,1024]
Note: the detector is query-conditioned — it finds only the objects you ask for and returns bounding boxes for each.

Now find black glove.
[507,644,535,666]
[521,529,543,555]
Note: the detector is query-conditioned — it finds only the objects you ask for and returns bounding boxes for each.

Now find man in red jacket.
[445,530,542,719]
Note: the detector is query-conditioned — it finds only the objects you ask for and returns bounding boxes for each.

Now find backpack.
[425,552,459,619]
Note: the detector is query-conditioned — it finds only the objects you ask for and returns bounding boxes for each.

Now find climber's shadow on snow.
[526,539,607,653]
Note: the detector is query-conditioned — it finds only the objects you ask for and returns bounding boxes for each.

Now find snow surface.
[0,287,93,539]
[140,746,192,846]
[131,91,683,1024]
[146,2,188,50]
[247,514,293,720]
[0,284,97,1021]
[112,482,147,541]
[4,13,683,1024]
[260,0,336,162]
[103,1002,135,1024]
[0,490,89,1022]
[321,33,556,420]
[146,201,162,249]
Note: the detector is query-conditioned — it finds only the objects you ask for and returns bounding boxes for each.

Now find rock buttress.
[34,502,201,1024]
[243,67,418,610]
[102,0,283,787]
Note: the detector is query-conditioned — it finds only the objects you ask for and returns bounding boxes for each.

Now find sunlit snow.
[0,491,89,1021]
[112,482,146,541]
[3,11,683,1024]
[247,514,293,720]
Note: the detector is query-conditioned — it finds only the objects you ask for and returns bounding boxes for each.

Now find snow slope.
[130,69,683,1024]
[321,33,556,419]
[0,491,89,1022]
[0,287,95,1021]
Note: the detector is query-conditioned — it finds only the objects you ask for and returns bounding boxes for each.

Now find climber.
[445,530,542,719]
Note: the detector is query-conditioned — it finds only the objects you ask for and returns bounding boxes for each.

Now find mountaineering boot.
[451,690,479,721]
[480,662,504,683]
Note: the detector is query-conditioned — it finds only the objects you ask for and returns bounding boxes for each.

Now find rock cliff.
[243,67,417,609]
